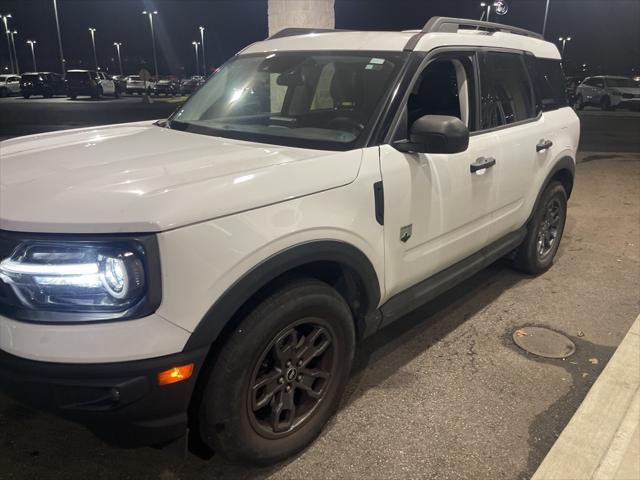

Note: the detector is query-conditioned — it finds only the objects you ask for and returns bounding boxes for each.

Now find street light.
[26,39,36,71]
[142,10,158,79]
[199,26,206,75]
[88,27,98,70]
[113,42,123,76]
[192,41,200,76]
[52,0,65,73]
[1,14,13,73]
[9,29,18,74]
[558,36,572,57]
[480,2,499,22]
[542,0,551,37]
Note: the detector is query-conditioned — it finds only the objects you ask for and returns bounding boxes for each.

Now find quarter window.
[526,57,569,112]
[479,52,535,130]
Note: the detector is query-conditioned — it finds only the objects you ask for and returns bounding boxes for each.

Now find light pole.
[1,14,13,73]
[27,40,36,71]
[52,0,65,73]
[113,42,123,76]
[558,36,572,57]
[199,26,206,75]
[142,10,158,79]
[192,41,200,76]
[542,0,551,37]
[88,27,98,70]
[9,30,18,74]
[480,2,493,22]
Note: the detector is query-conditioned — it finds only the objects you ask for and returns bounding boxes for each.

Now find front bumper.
[0,346,208,446]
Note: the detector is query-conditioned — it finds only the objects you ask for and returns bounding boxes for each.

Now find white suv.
[0,17,579,464]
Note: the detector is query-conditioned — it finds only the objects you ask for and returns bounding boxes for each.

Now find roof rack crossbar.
[268,27,350,40]
[422,16,544,40]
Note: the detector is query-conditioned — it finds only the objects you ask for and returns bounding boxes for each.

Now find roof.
[242,17,560,60]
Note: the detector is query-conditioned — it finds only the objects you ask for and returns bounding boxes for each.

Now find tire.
[514,181,567,274]
[0,87,8,97]
[69,94,77,99]
[198,278,355,465]
[22,93,30,99]
[574,94,584,110]
[600,96,611,111]
[114,88,120,98]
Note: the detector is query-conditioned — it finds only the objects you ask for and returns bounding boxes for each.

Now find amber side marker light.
[158,364,194,386]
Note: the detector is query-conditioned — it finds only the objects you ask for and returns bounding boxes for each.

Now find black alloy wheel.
[248,318,336,438]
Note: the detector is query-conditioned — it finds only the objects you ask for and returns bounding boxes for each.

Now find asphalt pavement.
[0,99,638,480]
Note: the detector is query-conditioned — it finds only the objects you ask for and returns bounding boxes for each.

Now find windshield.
[607,78,637,88]
[169,51,407,150]
[66,72,90,80]
[22,74,41,81]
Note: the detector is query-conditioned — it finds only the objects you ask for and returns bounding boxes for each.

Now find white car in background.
[575,75,640,110]
[125,75,155,95]
[0,74,21,97]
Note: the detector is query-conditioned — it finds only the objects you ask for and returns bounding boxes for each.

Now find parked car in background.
[20,72,65,98]
[180,76,204,95]
[0,74,21,97]
[66,70,118,99]
[575,75,640,110]
[153,78,179,96]
[126,75,154,95]
[112,75,127,95]
[565,76,584,106]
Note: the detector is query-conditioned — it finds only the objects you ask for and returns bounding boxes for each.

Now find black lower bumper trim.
[0,346,208,447]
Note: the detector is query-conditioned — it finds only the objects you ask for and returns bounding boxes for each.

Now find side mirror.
[393,115,469,154]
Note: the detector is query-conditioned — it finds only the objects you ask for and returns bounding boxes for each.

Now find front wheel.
[514,181,567,274]
[198,278,355,465]
[601,96,612,111]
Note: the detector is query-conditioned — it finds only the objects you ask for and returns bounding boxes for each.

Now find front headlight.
[0,235,161,323]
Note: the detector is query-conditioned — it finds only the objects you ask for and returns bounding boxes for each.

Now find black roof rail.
[269,27,350,40]
[424,16,543,39]
[405,16,543,51]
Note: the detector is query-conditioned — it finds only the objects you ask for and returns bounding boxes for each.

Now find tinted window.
[66,71,90,80]
[606,78,636,88]
[479,52,535,129]
[593,78,605,89]
[526,57,569,112]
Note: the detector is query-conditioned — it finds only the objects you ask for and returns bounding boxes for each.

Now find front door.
[380,53,498,299]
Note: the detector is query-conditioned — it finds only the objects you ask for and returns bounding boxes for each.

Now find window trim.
[381,47,480,146]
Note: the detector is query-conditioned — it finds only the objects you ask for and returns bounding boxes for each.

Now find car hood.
[0,121,362,233]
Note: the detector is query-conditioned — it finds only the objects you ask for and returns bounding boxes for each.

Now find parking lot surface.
[0,104,639,480]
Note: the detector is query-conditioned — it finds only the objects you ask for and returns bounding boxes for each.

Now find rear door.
[475,50,540,240]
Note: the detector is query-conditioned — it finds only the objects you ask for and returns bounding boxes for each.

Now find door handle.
[470,157,496,173]
[536,139,553,152]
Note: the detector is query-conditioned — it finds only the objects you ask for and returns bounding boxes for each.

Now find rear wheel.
[514,181,567,274]
[93,86,103,99]
[574,94,584,110]
[198,278,355,465]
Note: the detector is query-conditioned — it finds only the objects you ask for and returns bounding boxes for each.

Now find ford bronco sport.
[0,17,579,465]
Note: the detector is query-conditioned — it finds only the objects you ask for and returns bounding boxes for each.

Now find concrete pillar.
[268,0,335,36]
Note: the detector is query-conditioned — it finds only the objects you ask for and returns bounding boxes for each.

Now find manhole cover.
[513,327,576,359]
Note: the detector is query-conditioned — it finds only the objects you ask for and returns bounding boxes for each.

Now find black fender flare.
[182,240,381,352]
[527,155,575,225]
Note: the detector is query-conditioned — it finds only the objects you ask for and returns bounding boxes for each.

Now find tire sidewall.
[200,280,355,465]
[523,183,567,272]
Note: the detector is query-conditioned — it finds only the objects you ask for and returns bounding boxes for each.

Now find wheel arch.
[527,155,575,225]
[182,240,382,354]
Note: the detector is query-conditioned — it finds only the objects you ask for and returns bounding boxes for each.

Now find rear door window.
[478,51,535,130]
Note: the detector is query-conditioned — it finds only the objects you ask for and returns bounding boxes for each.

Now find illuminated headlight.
[0,242,150,318]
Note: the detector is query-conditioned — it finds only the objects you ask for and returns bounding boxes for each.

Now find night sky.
[0,0,638,77]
